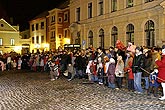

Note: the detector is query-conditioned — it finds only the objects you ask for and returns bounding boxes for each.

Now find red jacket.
[156,55,165,83]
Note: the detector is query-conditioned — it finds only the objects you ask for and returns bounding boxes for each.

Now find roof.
[56,0,69,9]
[31,11,49,20]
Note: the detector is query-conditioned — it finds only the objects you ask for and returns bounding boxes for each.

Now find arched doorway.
[111,26,118,47]
[126,24,134,44]
[99,29,104,48]
[88,30,93,47]
[145,20,155,47]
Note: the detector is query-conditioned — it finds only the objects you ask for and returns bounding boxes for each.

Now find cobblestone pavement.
[0,70,165,110]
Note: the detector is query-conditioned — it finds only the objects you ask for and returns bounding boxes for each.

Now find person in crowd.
[74,50,84,79]
[132,46,144,94]
[0,60,5,71]
[107,57,116,89]
[155,45,165,100]
[12,60,17,70]
[142,49,152,93]
[17,57,22,70]
[40,57,44,72]
[148,69,160,97]
[105,49,111,59]
[115,56,124,90]
[151,47,161,71]
[7,55,11,71]
[97,57,104,85]
[124,51,134,91]
[109,46,115,58]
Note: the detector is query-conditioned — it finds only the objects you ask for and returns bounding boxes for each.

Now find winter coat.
[132,52,144,73]
[107,58,116,83]
[124,57,134,79]
[155,55,165,83]
[151,51,161,70]
[142,57,152,77]
[115,61,124,77]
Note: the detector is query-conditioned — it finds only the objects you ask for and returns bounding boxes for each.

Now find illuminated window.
[32,37,34,44]
[11,38,15,46]
[41,22,44,29]
[41,36,44,43]
[36,36,39,44]
[51,15,55,22]
[0,38,2,45]
[64,12,68,22]
[64,30,68,38]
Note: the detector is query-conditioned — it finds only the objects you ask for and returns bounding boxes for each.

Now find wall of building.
[70,0,165,49]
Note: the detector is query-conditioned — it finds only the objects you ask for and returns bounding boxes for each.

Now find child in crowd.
[13,60,17,70]
[18,58,22,70]
[148,69,160,97]
[115,56,124,89]
[107,57,116,89]
[97,57,104,85]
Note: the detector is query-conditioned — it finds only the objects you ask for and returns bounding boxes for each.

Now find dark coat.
[107,63,116,83]
[142,57,152,77]
[132,53,144,73]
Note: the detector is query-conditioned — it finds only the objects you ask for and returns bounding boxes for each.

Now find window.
[88,2,92,18]
[99,0,103,15]
[51,15,55,22]
[64,30,68,38]
[88,31,93,47]
[127,0,133,8]
[32,37,34,44]
[99,29,104,49]
[111,26,118,47]
[76,7,80,22]
[36,36,39,44]
[145,0,154,3]
[11,39,15,46]
[112,0,117,12]
[0,38,2,45]
[126,24,134,44]
[51,31,55,39]
[64,12,68,22]
[32,24,34,31]
[41,36,44,43]
[59,35,62,39]
[59,17,62,23]
[36,23,39,30]
[1,24,4,27]
[41,22,44,29]
[145,20,155,47]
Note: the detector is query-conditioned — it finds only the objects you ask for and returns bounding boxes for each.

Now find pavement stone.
[0,70,165,110]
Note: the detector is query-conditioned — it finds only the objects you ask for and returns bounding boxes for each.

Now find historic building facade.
[48,6,70,50]
[70,0,165,49]
[29,11,49,53]
[0,18,22,54]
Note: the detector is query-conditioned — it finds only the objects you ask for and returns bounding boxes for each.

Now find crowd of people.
[0,40,165,100]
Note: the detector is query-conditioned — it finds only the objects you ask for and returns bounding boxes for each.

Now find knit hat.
[135,46,141,51]
[143,49,148,54]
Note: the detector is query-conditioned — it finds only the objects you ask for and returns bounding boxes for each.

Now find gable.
[0,19,18,32]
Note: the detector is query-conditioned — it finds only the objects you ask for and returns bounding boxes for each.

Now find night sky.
[0,0,67,31]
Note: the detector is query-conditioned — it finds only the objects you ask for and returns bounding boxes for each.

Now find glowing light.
[64,38,70,44]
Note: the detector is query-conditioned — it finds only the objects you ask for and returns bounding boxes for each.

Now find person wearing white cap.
[156,45,165,100]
